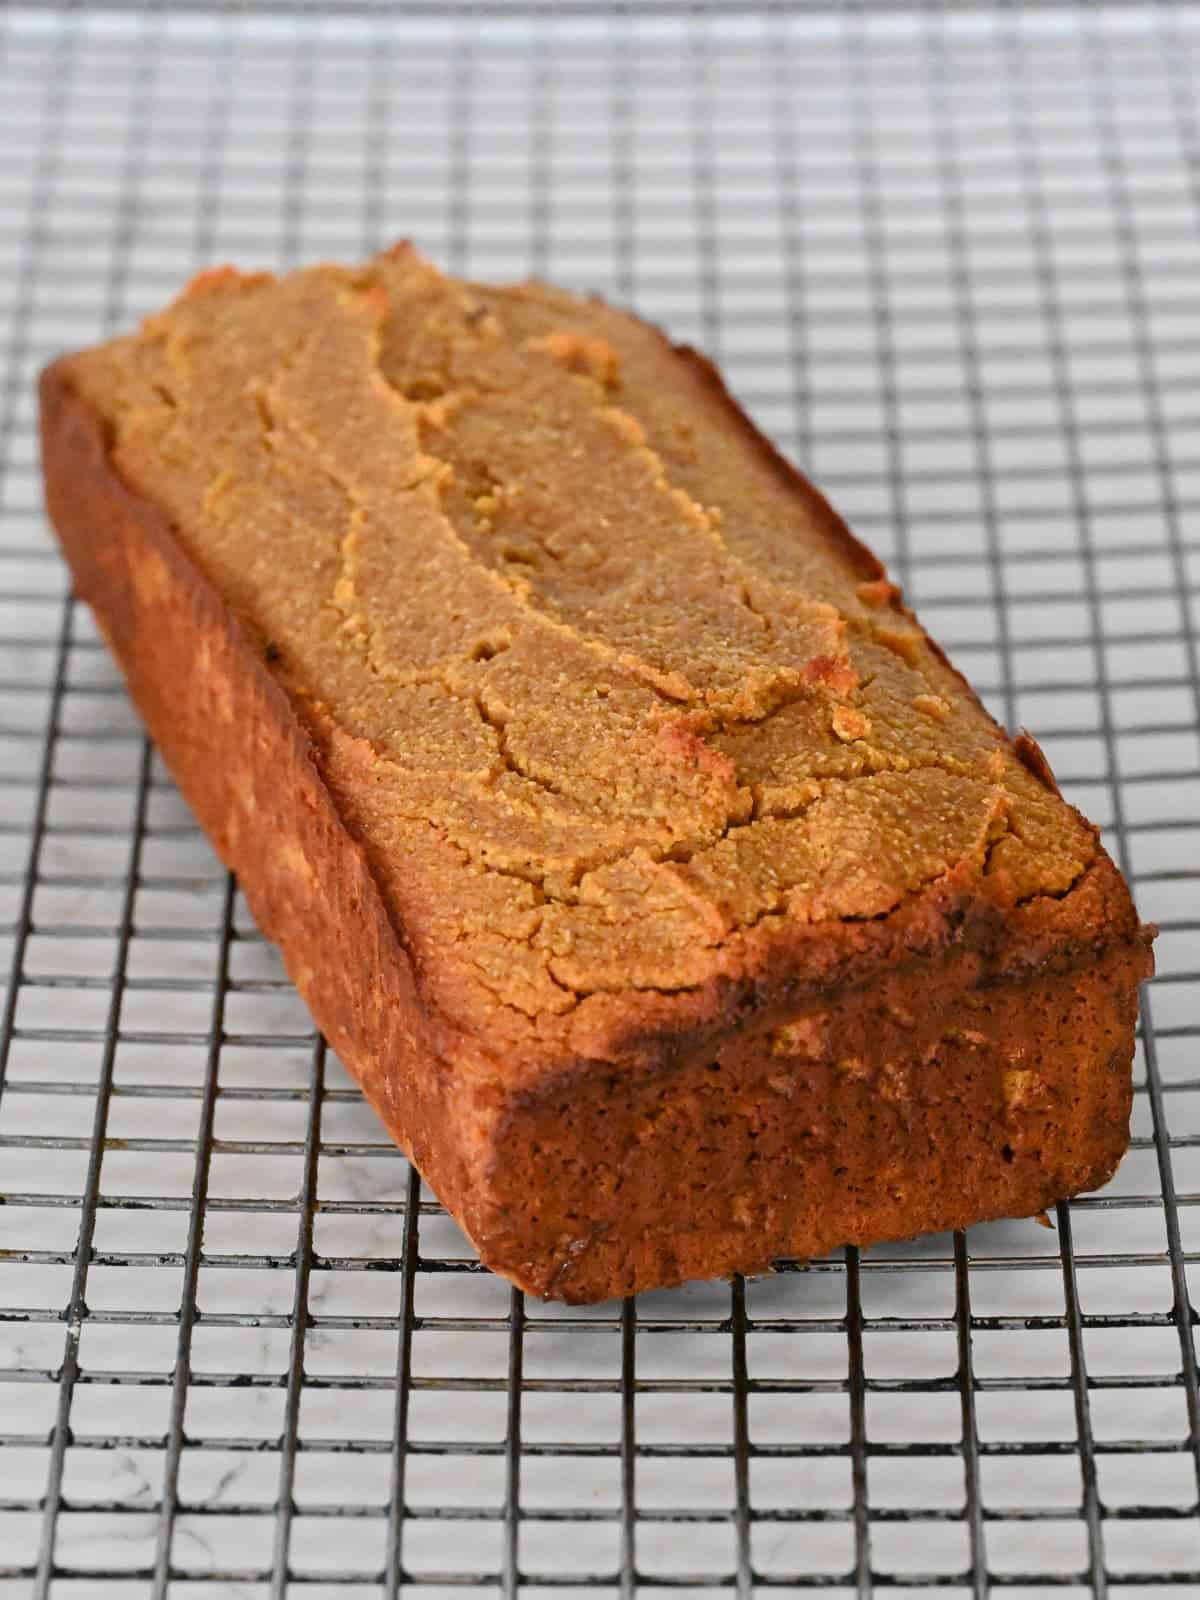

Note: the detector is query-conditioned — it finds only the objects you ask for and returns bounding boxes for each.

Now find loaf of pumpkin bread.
[40,246,1153,1301]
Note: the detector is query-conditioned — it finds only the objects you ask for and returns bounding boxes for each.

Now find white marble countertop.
[1,3,1199,1592]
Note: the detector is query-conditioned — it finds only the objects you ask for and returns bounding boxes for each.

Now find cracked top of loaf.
[62,244,1115,1065]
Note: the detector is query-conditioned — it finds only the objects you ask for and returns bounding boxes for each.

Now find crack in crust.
[62,247,1105,1021]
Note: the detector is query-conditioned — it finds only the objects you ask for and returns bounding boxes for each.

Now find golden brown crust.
[500,936,1147,1301]
[39,366,510,1258]
[39,253,1154,1302]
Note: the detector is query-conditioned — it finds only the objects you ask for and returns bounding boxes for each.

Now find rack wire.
[1,1,1199,1593]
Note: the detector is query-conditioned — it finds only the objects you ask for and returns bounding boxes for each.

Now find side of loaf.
[40,246,1153,1302]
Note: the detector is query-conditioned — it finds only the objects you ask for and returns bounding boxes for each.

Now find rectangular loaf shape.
[40,246,1153,1302]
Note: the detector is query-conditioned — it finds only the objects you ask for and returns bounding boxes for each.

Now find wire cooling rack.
[2,1,1200,1593]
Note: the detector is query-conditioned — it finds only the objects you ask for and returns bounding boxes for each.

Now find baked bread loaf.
[40,246,1153,1302]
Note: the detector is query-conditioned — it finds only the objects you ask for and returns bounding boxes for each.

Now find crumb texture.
[67,247,1098,1038]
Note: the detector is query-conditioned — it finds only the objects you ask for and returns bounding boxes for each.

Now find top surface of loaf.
[63,246,1104,1060]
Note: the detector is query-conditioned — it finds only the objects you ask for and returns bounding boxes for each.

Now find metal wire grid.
[1,1,1200,1593]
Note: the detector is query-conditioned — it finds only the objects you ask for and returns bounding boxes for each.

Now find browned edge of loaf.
[670,336,1072,800]
[40,345,1155,1304]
